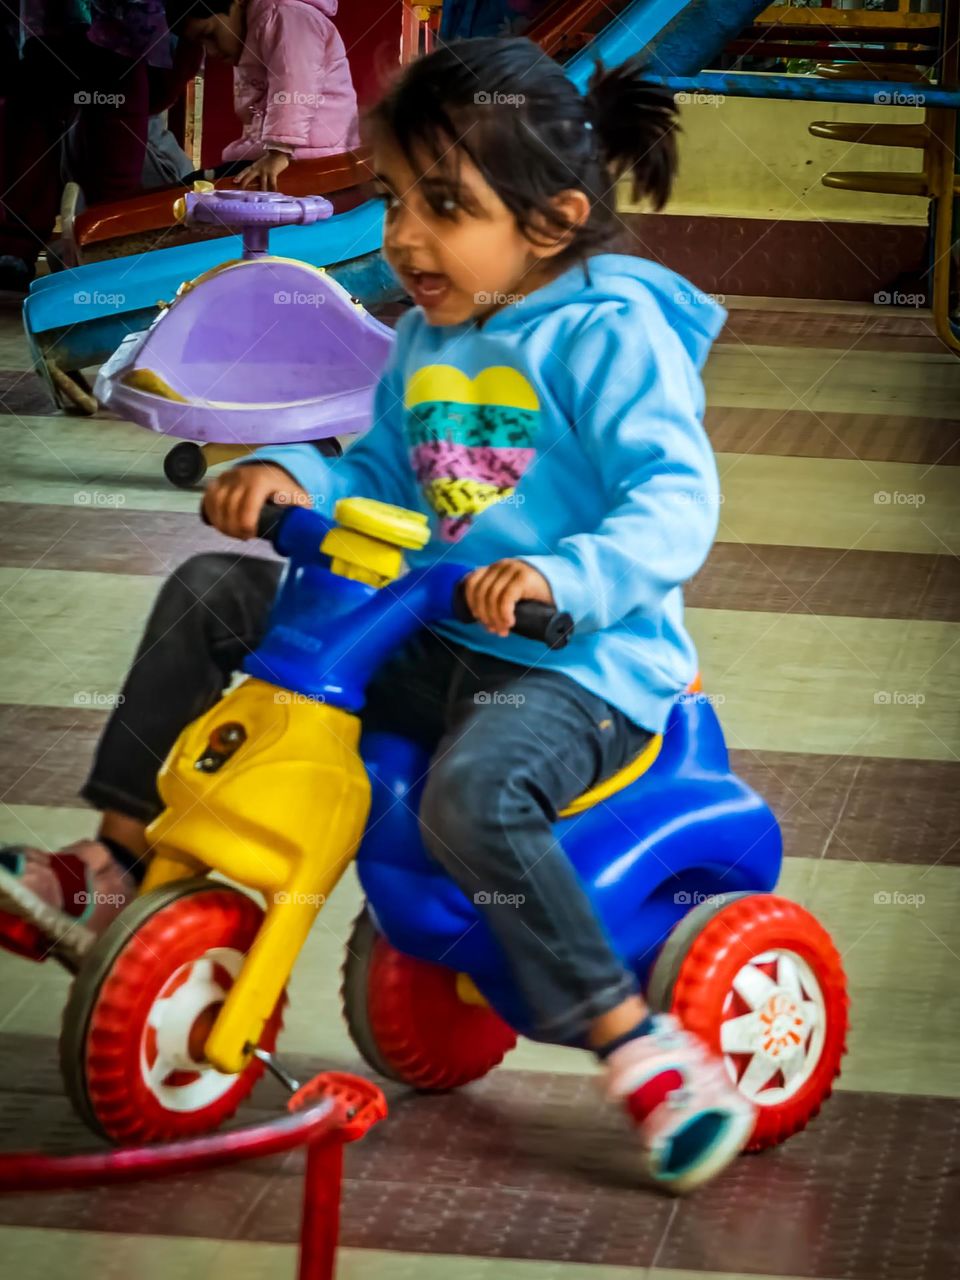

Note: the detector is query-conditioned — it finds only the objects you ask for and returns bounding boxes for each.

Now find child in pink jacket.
[165,0,360,189]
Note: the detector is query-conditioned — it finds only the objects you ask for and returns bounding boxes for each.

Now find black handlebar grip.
[512,600,574,649]
[452,582,574,649]
[255,500,288,544]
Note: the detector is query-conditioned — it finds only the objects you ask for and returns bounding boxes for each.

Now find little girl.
[164,0,359,190]
[0,38,752,1191]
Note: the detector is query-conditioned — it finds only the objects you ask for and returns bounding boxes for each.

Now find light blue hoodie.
[252,254,726,733]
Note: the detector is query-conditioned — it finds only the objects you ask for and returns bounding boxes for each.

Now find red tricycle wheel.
[60,879,285,1144]
[647,892,848,1151]
[341,908,516,1091]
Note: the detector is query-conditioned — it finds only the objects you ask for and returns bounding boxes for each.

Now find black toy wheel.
[164,441,207,488]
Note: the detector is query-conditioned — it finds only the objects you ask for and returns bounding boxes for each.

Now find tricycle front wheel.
[341,907,516,1091]
[60,878,285,1144]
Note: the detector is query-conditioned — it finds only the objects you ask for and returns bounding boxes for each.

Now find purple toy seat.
[96,258,395,445]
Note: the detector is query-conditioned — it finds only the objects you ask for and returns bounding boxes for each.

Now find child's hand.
[464,560,555,637]
[203,463,310,540]
[235,150,291,191]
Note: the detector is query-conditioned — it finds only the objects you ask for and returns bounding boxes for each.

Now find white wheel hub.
[140,947,243,1112]
[719,949,826,1105]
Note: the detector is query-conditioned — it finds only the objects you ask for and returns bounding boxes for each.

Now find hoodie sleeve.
[521,304,720,634]
[248,337,421,513]
[257,5,336,152]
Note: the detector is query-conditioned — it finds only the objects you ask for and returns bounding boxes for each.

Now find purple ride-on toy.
[94,190,396,488]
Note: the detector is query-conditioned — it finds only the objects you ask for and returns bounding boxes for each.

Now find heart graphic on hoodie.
[403,364,541,542]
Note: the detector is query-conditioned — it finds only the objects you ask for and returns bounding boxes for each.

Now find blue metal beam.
[645,71,960,109]
[566,0,771,89]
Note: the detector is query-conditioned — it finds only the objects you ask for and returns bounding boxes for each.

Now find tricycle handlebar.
[254,501,573,650]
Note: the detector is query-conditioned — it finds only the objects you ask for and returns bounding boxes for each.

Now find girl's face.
[185,0,245,63]
[375,136,574,326]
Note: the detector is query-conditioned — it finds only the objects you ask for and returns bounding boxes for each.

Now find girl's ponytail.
[585,55,680,211]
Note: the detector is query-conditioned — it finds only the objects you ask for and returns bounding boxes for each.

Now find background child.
[164,0,359,190]
[0,37,750,1192]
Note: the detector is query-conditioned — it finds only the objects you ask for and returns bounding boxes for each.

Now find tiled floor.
[0,287,958,1280]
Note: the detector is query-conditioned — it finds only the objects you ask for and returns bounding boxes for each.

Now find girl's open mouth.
[402,269,451,309]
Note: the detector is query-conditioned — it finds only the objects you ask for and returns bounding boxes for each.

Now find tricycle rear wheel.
[341,907,516,1091]
[647,892,848,1151]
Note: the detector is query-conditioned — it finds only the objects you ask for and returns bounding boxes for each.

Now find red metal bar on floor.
[0,1071,388,1280]
[0,1099,343,1192]
[300,1140,345,1280]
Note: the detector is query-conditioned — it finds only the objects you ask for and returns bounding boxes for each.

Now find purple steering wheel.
[181,190,334,258]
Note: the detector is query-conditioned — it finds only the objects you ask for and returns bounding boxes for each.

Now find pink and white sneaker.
[605,1013,756,1193]
[0,841,136,963]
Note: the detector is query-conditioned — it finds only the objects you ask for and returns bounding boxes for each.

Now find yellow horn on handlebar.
[322,497,431,588]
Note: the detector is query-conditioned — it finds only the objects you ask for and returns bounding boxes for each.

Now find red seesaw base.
[0,1070,386,1280]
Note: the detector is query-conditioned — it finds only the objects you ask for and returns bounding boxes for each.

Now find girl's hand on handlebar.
[203,463,311,539]
[465,560,555,638]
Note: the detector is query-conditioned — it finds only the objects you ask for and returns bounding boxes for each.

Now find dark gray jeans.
[84,553,650,1041]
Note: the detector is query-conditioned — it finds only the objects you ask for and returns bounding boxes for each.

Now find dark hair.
[367,37,679,258]
[164,0,233,31]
